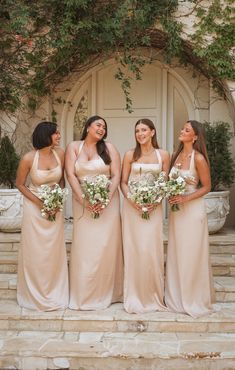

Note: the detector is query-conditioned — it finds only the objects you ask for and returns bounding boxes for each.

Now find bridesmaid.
[121,118,170,313]
[16,121,68,311]
[165,120,215,318]
[65,115,123,310]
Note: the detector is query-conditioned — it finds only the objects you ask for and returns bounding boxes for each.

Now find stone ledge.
[0,330,235,370]
[0,300,235,333]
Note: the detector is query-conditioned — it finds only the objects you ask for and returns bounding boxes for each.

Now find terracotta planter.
[0,189,23,232]
[204,190,230,234]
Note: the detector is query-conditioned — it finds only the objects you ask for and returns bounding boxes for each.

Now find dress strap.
[77,141,84,156]
[52,149,61,166]
[156,149,162,166]
[31,150,39,171]
[189,150,195,172]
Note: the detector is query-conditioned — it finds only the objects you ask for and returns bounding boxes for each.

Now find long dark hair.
[81,115,111,165]
[32,121,57,149]
[132,118,160,162]
[170,120,209,168]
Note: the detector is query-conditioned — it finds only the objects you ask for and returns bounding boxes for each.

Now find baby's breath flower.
[128,171,167,220]
[38,184,68,221]
[82,175,111,219]
[165,167,186,211]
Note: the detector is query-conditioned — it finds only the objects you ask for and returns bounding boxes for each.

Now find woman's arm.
[55,147,65,188]
[65,142,84,205]
[106,142,121,200]
[169,152,211,205]
[160,149,170,176]
[120,150,132,198]
[16,152,43,209]
[120,150,140,210]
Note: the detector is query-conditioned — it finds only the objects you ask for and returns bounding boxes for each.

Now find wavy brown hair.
[132,118,160,162]
[81,115,111,165]
[170,120,209,169]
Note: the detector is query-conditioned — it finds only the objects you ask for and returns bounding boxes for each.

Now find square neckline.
[134,149,162,166]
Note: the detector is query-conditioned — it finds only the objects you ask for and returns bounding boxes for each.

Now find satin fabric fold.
[165,150,215,318]
[17,150,69,311]
[69,141,123,310]
[122,150,167,313]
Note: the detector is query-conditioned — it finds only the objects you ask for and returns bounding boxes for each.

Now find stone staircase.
[0,227,235,370]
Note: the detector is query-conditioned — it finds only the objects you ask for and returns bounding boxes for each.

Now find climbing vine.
[0,0,234,114]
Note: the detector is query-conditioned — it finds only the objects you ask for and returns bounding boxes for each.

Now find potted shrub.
[204,121,235,234]
[0,135,23,232]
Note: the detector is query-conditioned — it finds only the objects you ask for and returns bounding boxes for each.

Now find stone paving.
[0,227,234,369]
[1,300,235,370]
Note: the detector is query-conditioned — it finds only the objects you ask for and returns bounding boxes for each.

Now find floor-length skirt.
[69,191,123,310]
[17,197,69,311]
[165,197,214,318]
[122,199,166,313]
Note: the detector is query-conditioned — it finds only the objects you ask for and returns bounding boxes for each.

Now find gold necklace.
[177,151,192,167]
[180,151,192,160]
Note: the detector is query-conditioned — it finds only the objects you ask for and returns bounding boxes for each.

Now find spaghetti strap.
[189,150,195,172]
[77,140,84,157]
[156,149,162,166]
[52,149,61,166]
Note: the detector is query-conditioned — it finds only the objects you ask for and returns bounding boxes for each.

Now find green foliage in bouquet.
[0,136,20,189]
[204,121,235,191]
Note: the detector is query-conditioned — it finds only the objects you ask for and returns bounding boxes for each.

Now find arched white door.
[62,60,200,217]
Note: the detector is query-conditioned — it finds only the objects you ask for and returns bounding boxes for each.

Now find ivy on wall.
[0,0,234,114]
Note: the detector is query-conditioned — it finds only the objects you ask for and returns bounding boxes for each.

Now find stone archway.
[61,59,202,217]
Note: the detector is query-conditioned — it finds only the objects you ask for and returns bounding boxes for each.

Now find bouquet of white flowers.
[82,174,111,219]
[166,165,186,211]
[38,184,68,221]
[127,171,167,220]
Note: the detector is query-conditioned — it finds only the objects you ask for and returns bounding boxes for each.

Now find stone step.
[1,230,235,370]
[0,329,235,370]
[0,252,234,277]
[1,241,235,255]
[0,274,235,302]
[1,229,235,254]
[1,299,235,334]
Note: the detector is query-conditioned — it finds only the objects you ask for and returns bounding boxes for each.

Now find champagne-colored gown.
[69,141,123,310]
[17,150,69,311]
[122,150,166,313]
[165,150,215,318]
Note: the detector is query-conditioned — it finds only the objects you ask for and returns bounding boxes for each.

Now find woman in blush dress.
[65,115,123,310]
[165,120,215,318]
[16,121,68,311]
[121,118,170,314]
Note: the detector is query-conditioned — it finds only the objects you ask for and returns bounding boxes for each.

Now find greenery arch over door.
[0,0,234,116]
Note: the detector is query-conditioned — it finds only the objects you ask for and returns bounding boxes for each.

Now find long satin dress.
[69,141,123,310]
[17,150,69,311]
[165,150,215,318]
[122,150,166,314]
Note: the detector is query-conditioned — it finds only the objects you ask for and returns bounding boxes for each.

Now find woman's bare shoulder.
[123,149,134,161]
[194,150,206,163]
[22,150,36,162]
[66,140,81,149]
[158,148,170,159]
